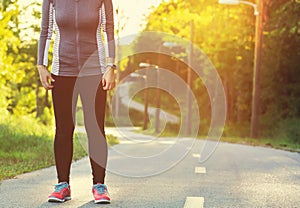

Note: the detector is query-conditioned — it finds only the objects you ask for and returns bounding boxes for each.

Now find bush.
[223,121,250,138]
[275,118,300,144]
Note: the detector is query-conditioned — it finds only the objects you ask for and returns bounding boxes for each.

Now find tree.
[260,0,300,142]
[0,2,20,115]
[0,0,53,124]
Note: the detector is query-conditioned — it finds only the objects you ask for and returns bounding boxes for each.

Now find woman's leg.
[79,75,107,184]
[51,75,77,184]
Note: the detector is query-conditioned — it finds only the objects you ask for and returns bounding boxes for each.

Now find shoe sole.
[94,198,110,204]
[48,196,71,203]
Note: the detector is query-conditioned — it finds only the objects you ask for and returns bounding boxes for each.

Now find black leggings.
[51,74,107,185]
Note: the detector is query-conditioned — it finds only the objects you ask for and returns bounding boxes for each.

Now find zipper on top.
[75,0,81,71]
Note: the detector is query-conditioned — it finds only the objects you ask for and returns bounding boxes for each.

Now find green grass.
[0,116,119,181]
[106,134,120,145]
[75,132,119,147]
[220,136,300,152]
[135,125,300,152]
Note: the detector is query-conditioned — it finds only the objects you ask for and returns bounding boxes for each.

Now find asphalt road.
[0,127,299,208]
[116,82,179,124]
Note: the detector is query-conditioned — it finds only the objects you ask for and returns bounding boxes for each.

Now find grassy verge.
[0,116,119,181]
[135,126,300,152]
[220,136,300,152]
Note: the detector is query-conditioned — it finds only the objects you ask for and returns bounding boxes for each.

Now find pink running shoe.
[48,182,71,203]
[92,183,111,204]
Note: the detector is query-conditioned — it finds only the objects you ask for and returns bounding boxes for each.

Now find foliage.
[128,0,256,134]
[128,0,300,142]
[0,2,20,115]
[0,0,52,125]
[261,0,300,143]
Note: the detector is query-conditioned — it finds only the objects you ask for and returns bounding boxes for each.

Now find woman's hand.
[102,67,115,90]
[38,65,55,90]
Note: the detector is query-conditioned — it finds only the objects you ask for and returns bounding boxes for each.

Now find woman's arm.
[101,0,116,90]
[37,0,54,66]
[102,0,115,63]
[37,0,55,90]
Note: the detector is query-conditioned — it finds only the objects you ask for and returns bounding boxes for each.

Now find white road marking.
[195,167,206,174]
[183,197,204,208]
[192,154,201,158]
[158,141,176,144]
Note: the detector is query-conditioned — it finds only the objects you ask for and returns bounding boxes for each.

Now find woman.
[37,0,116,204]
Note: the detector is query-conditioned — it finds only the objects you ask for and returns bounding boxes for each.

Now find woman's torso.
[51,0,106,76]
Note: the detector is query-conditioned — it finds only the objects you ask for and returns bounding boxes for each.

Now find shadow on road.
[38,200,111,207]
[78,200,110,207]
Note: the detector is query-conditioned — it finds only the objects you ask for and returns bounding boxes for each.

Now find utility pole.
[218,0,263,138]
[155,45,162,134]
[250,0,263,138]
[155,67,161,134]
[186,20,194,136]
[143,72,149,130]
